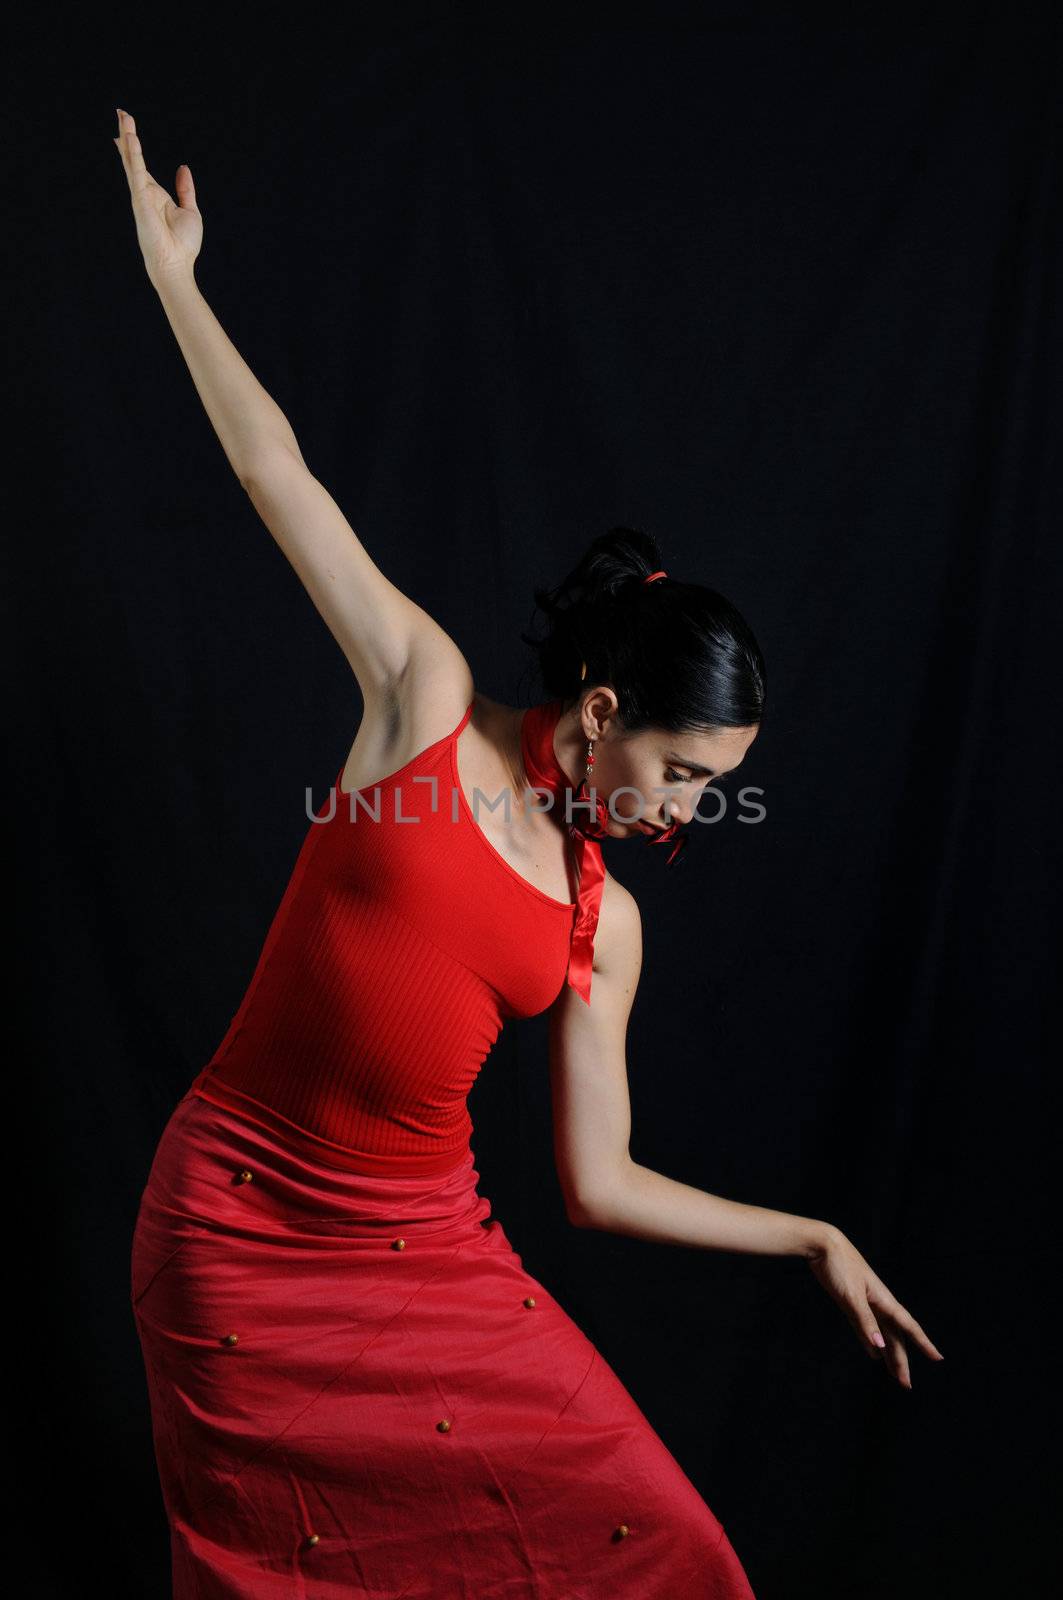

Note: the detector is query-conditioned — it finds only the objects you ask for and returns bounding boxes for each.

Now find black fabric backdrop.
[10,7,1059,1597]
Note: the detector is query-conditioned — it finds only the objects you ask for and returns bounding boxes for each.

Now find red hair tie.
[643,569,667,583]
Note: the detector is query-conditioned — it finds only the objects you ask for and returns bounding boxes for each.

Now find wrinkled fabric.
[132,1091,757,1598]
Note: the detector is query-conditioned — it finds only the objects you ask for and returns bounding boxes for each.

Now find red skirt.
[131,1090,757,1598]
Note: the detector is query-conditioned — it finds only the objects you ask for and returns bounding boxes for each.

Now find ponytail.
[520,525,766,734]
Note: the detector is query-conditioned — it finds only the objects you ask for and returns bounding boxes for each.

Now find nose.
[663,797,693,827]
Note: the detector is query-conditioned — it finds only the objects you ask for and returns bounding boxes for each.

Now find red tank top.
[189,699,577,1175]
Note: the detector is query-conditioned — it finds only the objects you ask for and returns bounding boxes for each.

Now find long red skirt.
[131,1090,757,1598]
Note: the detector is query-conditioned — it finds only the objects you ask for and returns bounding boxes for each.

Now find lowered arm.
[548,874,831,1259]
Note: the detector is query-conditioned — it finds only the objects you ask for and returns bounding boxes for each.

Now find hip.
[131,1090,497,1304]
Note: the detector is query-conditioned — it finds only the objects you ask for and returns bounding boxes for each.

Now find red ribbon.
[519,699,689,1005]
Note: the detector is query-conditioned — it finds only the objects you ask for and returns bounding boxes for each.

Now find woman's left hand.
[806,1227,945,1388]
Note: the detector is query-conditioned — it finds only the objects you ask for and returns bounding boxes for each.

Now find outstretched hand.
[807,1228,945,1389]
[112,108,203,287]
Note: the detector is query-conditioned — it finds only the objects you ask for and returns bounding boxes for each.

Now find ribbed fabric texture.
[189,700,577,1176]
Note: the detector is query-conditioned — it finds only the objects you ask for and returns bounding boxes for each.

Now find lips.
[635,819,664,835]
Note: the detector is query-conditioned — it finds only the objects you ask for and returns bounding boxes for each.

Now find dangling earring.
[567,724,607,840]
[582,729,609,836]
[579,663,594,788]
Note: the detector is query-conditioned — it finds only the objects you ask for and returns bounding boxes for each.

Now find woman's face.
[578,690,758,838]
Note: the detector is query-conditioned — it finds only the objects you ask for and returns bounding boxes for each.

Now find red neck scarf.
[519,698,689,1005]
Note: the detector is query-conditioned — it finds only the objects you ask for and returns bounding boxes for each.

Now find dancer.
[116,109,943,1598]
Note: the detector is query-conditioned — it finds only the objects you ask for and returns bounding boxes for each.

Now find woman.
[116,110,943,1598]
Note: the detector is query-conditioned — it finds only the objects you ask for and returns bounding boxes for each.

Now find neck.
[550,698,586,791]
[510,697,585,815]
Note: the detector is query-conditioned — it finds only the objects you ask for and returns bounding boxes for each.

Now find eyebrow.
[665,751,724,779]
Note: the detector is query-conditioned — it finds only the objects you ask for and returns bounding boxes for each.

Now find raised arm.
[112,108,464,707]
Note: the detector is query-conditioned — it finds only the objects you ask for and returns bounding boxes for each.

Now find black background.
[11,5,1059,1596]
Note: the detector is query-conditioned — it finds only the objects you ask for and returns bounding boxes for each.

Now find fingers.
[872,1289,946,1363]
[844,1297,887,1359]
[866,1293,946,1388]
[848,1304,910,1388]
[894,1305,945,1363]
[882,1325,912,1389]
[825,1251,945,1387]
[113,107,151,195]
[113,107,132,178]
[175,163,196,206]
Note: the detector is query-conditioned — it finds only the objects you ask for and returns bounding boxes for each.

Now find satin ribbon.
[519,699,689,1005]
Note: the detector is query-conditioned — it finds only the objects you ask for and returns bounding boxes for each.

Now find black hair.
[520,526,766,735]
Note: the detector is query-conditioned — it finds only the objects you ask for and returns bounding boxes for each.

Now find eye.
[664,767,687,784]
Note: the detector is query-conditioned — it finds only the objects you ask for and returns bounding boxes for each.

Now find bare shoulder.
[591,869,642,989]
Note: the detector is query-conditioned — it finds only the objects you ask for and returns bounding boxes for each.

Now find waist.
[189,1066,474,1178]
[146,1088,493,1246]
